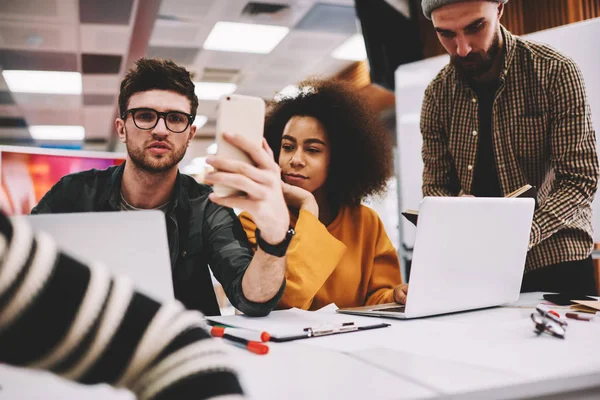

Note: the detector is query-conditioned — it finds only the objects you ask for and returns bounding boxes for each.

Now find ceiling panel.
[82,74,121,94]
[0,22,78,53]
[80,24,131,55]
[238,0,315,28]
[274,30,348,56]
[0,49,78,71]
[157,0,221,21]
[83,94,115,106]
[22,108,83,125]
[196,50,263,72]
[81,54,122,74]
[146,46,201,66]
[0,0,79,24]
[79,0,134,25]
[12,93,82,109]
[149,20,213,48]
[296,3,359,34]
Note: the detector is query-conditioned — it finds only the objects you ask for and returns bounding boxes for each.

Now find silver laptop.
[1,211,173,400]
[12,210,174,302]
[338,197,535,319]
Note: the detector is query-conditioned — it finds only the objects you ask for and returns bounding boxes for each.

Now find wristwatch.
[255,227,295,257]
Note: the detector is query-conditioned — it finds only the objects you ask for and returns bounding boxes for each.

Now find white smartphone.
[213,94,266,197]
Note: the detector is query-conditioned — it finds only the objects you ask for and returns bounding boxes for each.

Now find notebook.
[206,308,389,342]
[402,184,537,226]
[570,300,600,314]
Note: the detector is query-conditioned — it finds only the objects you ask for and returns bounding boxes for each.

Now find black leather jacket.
[31,163,284,316]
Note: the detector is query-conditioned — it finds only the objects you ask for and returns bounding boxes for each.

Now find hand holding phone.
[204,94,290,245]
[212,94,265,197]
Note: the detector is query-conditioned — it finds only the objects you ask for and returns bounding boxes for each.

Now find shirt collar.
[104,161,189,213]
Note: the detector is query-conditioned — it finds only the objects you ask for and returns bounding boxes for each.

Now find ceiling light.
[2,70,82,94]
[332,34,367,61]
[29,126,85,141]
[193,115,208,129]
[203,21,289,54]
[194,82,237,100]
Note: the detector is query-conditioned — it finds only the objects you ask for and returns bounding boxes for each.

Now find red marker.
[222,334,269,355]
[565,313,593,322]
[210,326,270,342]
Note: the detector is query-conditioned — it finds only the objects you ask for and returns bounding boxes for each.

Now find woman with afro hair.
[240,79,408,310]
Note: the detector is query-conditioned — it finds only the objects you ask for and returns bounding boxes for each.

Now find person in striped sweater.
[0,211,245,399]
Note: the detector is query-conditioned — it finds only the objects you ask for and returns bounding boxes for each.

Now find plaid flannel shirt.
[421,25,599,272]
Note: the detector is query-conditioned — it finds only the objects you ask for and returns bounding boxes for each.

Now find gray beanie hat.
[422,0,508,20]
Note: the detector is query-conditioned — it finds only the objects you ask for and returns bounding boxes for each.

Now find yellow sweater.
[239,205,402,311]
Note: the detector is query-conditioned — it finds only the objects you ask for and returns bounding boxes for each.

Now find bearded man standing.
[420,0,599,294]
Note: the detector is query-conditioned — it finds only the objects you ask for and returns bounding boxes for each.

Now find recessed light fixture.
[194,82,237,100]
[331,34,367,61]
[2,70,82,94]
[203,21,289,54]
[29,125,85,141]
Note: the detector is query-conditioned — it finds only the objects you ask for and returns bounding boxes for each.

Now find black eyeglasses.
[122,108,195,133]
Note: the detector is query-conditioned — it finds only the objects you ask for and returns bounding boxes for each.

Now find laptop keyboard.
[376,305,406,313]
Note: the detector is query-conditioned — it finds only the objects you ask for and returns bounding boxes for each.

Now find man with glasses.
[32,58,292,317]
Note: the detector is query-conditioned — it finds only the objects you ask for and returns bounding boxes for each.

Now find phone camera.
[226,96,231,100]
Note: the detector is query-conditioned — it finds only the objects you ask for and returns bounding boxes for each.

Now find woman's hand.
[282,182,319,218]
[393,283,408,304]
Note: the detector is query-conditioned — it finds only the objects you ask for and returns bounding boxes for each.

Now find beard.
[125,129,187,173]
[451,32,501,79]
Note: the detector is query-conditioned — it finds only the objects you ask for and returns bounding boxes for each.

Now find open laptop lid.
[403,197,534,318]
[12,210,174,302]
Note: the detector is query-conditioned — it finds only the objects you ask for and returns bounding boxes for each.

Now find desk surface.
[235,292,600,400]
[1,293,599,399]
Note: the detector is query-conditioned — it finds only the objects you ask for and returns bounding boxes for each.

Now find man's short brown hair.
[118,58,199,117]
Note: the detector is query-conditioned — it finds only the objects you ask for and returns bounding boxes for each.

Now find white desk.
[1,293,599,399]
[235,292,600,399]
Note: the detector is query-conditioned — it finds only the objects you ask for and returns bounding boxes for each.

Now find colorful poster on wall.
[0,149,124,215]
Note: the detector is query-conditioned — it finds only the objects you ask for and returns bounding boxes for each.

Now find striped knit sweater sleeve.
[0,212,245,400]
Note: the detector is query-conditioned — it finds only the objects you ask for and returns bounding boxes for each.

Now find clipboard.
[206,308,390,342]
